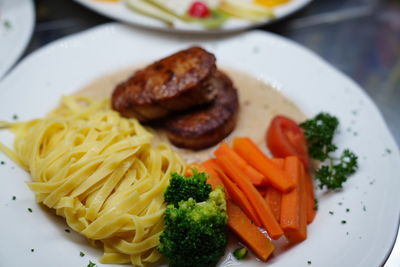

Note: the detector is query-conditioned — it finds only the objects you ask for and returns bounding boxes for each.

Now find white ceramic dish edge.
[0,23,399,267]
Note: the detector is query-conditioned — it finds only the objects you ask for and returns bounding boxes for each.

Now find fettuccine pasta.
[0,95,185,266]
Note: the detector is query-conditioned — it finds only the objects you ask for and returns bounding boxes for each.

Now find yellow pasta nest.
[1,95,186,266]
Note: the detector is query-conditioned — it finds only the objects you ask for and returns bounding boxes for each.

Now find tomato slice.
[266,115,309,169]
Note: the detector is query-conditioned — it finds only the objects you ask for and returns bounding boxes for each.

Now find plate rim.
[0,0,35,80]
[0,22,399,266]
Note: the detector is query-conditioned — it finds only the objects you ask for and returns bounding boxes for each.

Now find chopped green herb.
[386,148,392,154]
[87,261,97,267]
[307,260,312,265]
[329,211,334,215]
[300,113,338,161]
[3,20,11,29]
[31,248,34,252]
[12,196,16,200]
[346,208,350,212]
[0,161,5,165]
[314,199,318,211]
[28,208,32,213]
[363,205,366,212]
[233,247,248,260]
[341,220,346,224]
[80,251,85,257]
[65,229,70,233]
[300,113,358,190]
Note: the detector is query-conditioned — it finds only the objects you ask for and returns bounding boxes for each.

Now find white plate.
[0,0,34,80]
[74,0,312,33]
[0,23,399,267]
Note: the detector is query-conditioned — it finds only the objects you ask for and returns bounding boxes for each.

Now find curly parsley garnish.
[300,113,358,190]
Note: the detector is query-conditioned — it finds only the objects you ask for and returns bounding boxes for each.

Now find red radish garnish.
[188,1,210,18]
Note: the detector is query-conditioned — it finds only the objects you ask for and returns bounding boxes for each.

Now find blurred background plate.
[0,0,34,79]
[73,0,312,33]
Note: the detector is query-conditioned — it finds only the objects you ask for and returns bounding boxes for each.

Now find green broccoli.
[164,169,212,206]
[158,172,228,267]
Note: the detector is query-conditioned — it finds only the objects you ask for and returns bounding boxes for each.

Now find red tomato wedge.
[266,115,309,169]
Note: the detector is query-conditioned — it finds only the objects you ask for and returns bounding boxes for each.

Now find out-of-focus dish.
[0,0,34,80]
[0,23,399,267]
[73,0,312,33]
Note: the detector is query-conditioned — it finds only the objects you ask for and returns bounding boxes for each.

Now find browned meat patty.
[165,71,239,150]
[112,46,218,122]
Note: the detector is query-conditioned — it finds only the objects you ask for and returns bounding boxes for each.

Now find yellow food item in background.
[219,0,273,21]
[254,0,290,7]
[3,96,185,266]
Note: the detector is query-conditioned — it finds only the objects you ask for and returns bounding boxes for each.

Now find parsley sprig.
[300,113,358,189]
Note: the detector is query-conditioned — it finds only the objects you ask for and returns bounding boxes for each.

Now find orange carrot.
[233,137,294,192]
[304,172,316,224]
[265,187,282,222]
[213,166,261,226]
[214,142,267,186]
[265,158,284,221]
[184,163,205,177]
[280,156,307,243]
[227,201,275,261]
[217,156,283,240]
[271,158,285,169]
[201,159,229,199]
[257,186,268,197]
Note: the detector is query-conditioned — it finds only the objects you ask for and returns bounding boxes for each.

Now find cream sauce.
[77,66,306,163]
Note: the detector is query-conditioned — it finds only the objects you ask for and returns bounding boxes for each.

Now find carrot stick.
[227,201,275,261]
[233,137,294,192]
[185,161,230,200]
[217,156,283,240]
[213,166,261,226]
[257,186,268,197]
[271,158,284,169]
[304,172,316,224]
[266,159,284,219]
[265,187,282,223]
[184,163,205,177]
[200,159,230,200]
[265,158,284,221]
[280,156,307,243]
[214,142,267,186]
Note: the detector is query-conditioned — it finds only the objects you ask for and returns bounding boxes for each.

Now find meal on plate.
[99,0,291,28]
[0,47,358,267]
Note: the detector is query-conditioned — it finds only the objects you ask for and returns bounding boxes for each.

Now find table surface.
[7,0,400,266]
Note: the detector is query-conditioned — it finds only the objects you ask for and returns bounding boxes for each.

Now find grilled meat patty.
[112,46,218,122]
[165,71,239,150]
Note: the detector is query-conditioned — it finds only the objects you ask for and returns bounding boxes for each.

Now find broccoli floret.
[164,170,212,206]
[158,186,228,267]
